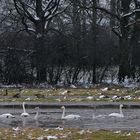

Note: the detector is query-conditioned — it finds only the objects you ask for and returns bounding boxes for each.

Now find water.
[0,107,140,130]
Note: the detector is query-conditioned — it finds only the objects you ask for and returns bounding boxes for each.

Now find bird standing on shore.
[13,88,23,98]
[3,89,8,96]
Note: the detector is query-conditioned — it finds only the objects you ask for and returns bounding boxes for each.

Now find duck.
[13,88,23,98]
[3,89,8,96]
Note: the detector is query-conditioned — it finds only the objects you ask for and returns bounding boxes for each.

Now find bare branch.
[47,4,69,21]
[112,26,122,38]
[79,5,120,21]
[13,0,36,23]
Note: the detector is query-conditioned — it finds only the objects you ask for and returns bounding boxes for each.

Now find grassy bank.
[0,86,140,102]
[0,127,139,140]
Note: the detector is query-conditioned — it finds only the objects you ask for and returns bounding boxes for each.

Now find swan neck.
[35,110,39,119]
[23,103,26,113]
[120,106,123,115]
[62,108,65,118]
[92,113,95,119]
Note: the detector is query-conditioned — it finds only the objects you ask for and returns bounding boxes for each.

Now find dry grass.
[0,86,139,102]
[0,127,139,140]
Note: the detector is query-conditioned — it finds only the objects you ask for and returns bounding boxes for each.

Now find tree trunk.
[91,0,98,83]
[72,0,81,59]
[34,14,46,82]
[118,0,132,82]
[81,0,87,49]
[35,36,46,82]
[129,1,140,79]
[110,0,116,28]
[12,0,63,83]
[118,38,129,82]
[34,0,46,82]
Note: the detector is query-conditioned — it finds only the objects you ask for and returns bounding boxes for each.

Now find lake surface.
[0,107,140,130]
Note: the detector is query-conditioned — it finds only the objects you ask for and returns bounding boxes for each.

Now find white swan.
[0,113,15,119]
[34,107,39,121]
[61,106,81,121]
[92,113,106,119]
[34,107,40,127]
[108,104,124,118]
[92,106,106,119]
[20,102,30,118]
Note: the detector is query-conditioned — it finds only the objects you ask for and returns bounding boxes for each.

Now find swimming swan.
[34,107,39,121]
[61,106,81,121]
[0,113,15,119]
[92,113,106,119]
[20,102,30,118]
[92,106,106,119]
[108,104,124,118]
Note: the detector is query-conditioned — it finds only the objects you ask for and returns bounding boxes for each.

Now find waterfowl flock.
[0,102,124,126]
[0,84,133,128]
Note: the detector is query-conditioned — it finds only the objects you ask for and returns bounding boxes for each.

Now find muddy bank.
[0,102,140,109]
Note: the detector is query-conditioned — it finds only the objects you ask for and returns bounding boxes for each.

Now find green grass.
[0,87,140,139]
[0,128,139,140]
[0,86,139,102]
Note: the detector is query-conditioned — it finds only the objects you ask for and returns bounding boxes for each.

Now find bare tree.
[13,0,67,82]
[117,0,136,81]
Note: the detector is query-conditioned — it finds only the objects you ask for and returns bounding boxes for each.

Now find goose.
[35,93,45,98]
[101,87,108,91]
[108,104,124,118]
[99,95,109,99]
[20,102,30,118]
[13,93,20,98]
[3,89,8,96]
[61,106,81,121]
[111,95,124,101]
[60,90,71,95]
[13,88,23,98]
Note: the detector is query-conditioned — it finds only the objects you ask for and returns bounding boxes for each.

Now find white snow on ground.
[0,84,23,88]
[106,77,140,89]
[0,77,139,89]
[37,135,58,140]
[0,67,139,89]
